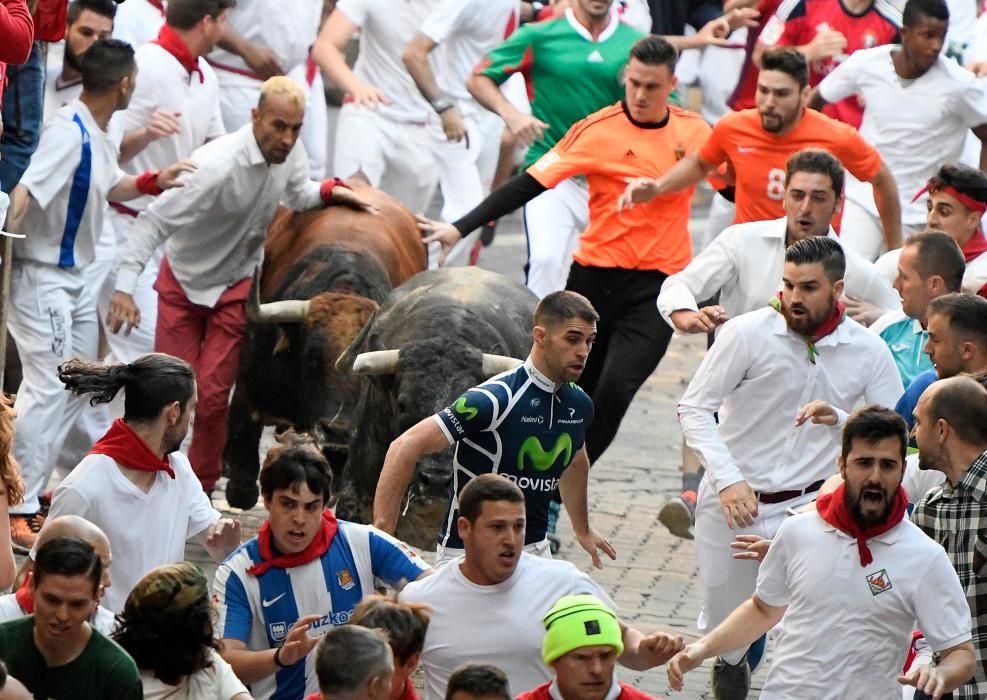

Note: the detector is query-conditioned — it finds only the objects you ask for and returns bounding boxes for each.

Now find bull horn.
[481,354,523,377]
[246,267,311,324]
[351,349,401,375]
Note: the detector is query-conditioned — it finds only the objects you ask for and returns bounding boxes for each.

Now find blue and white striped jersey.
[214,519,429,700]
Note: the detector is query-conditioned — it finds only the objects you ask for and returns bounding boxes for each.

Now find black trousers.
[566,263,674,464]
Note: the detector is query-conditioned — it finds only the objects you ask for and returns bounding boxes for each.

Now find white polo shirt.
[113,41,225,213]
[116,124,323,307]
[679,306,904,493]
[112,0,167,50]
[818,45,987,225]
[399,553,615,700]
[207,0,319,81]
[756,511,971,700]
[657,217,902,328]
[419,0,519,105]
[39,451,220,613]
[15,100,125,268]
[335,0,434,123]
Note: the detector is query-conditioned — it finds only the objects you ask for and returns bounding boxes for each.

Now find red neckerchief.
[770,292,846,364]
[147,0,166,15]
[152,24,204,83]
[14,573,33,614]
[89,418,175,479]
[962,229,987,263]
[401,678,419,700]
[816,482,908,567]
[247,509,338,576]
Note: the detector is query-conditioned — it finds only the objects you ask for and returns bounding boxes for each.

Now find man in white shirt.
[4,39,191,550]
[102,0,231,373]
[44,352,241,613]
[111,0,167,50]
[668,406,975,700]
[312,0,439,216]
[208,0,327,177]
[400,0,518,265]
[399,474,684,700]
[809,0,987,262]
[42,0,115,122]
[677,235,903,697]
[107,76,371,495]
[656,149,901,541]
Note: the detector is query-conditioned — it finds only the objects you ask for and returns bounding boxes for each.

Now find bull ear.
[481,354,523,377]
[351,349,401,375]
[335,309,378,373]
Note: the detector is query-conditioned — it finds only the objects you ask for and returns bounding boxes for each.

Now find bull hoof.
[225,479,259,510]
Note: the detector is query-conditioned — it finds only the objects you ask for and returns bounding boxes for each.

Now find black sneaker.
[710,655,751,700]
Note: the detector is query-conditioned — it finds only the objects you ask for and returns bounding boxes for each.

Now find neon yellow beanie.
[542,594,623,665]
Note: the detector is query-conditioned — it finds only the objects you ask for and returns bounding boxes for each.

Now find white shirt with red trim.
[112,41,225,213]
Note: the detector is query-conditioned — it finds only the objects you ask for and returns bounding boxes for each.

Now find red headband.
[912,181,987,215]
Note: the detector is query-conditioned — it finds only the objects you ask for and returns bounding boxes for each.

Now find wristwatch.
[429,96,456,114]
[531,1,545,15]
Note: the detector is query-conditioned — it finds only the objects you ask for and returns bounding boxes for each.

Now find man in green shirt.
[466,0,753,299]
[0,537,142,699]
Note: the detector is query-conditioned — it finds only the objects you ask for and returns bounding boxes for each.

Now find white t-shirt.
[818,45,987,225]
[0,593,117,635]
[41,452,220,613]
[207,0,319,81]
[399,553,615,700]
[903,453,945,504]
[335,0,434,123]
[141,650,247,700]
[112,42,225,212]
[756,512,971,700]
[112,0,167,50]
[419,0,519,104]
[15,100,125,268]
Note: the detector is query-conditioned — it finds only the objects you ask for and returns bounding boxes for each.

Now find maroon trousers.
[153,258,250,490]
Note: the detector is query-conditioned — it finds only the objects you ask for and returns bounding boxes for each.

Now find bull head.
[349,349,523,377]
[246,267,312,324]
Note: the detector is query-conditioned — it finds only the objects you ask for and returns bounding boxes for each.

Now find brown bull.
[224,184,426,509]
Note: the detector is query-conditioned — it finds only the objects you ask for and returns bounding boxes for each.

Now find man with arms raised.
[399,475,683,700]
[677,236,902,697]
[668,407,975,699]
[375,291,611,565]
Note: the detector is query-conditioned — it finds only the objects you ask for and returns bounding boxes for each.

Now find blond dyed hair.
[258,76,306,111]
[0,394,24,506]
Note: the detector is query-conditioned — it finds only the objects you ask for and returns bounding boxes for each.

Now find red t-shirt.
[306,678,419,700]
[758,0,901,127]
[517,680,659,700]
[727,0,784,111]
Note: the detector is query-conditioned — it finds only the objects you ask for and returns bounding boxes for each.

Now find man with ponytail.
[29,352,241,614]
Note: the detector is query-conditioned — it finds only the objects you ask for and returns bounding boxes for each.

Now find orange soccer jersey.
[527,102,711,274]
[698,107,883,225]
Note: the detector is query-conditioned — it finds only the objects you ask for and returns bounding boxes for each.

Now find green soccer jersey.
[481,13,645,167]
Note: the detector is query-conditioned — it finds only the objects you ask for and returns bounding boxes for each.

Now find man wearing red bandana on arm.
[668,407,975,699]
[24,353,242,615]
[213,435,430,700]
[675,236,903,698]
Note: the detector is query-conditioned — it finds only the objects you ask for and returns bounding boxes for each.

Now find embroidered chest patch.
[866,569,893,596]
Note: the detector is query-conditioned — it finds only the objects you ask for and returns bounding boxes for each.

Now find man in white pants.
[677,236,902,697]
[208,0,327,177]
[104,0,230,368]
[668,406,975,700]
[312,0,438,216]
[401,0,519,266]
[809,0,987,261]
[3,39,191,550]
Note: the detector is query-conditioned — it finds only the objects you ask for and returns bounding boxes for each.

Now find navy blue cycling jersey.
[433,359,594,549]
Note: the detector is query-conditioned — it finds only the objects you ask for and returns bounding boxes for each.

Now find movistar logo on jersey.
[453,395,478,421]
[517,434,573,472]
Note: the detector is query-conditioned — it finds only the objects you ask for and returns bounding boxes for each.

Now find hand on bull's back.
[330,186,379,215]
[416,215,460,266]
